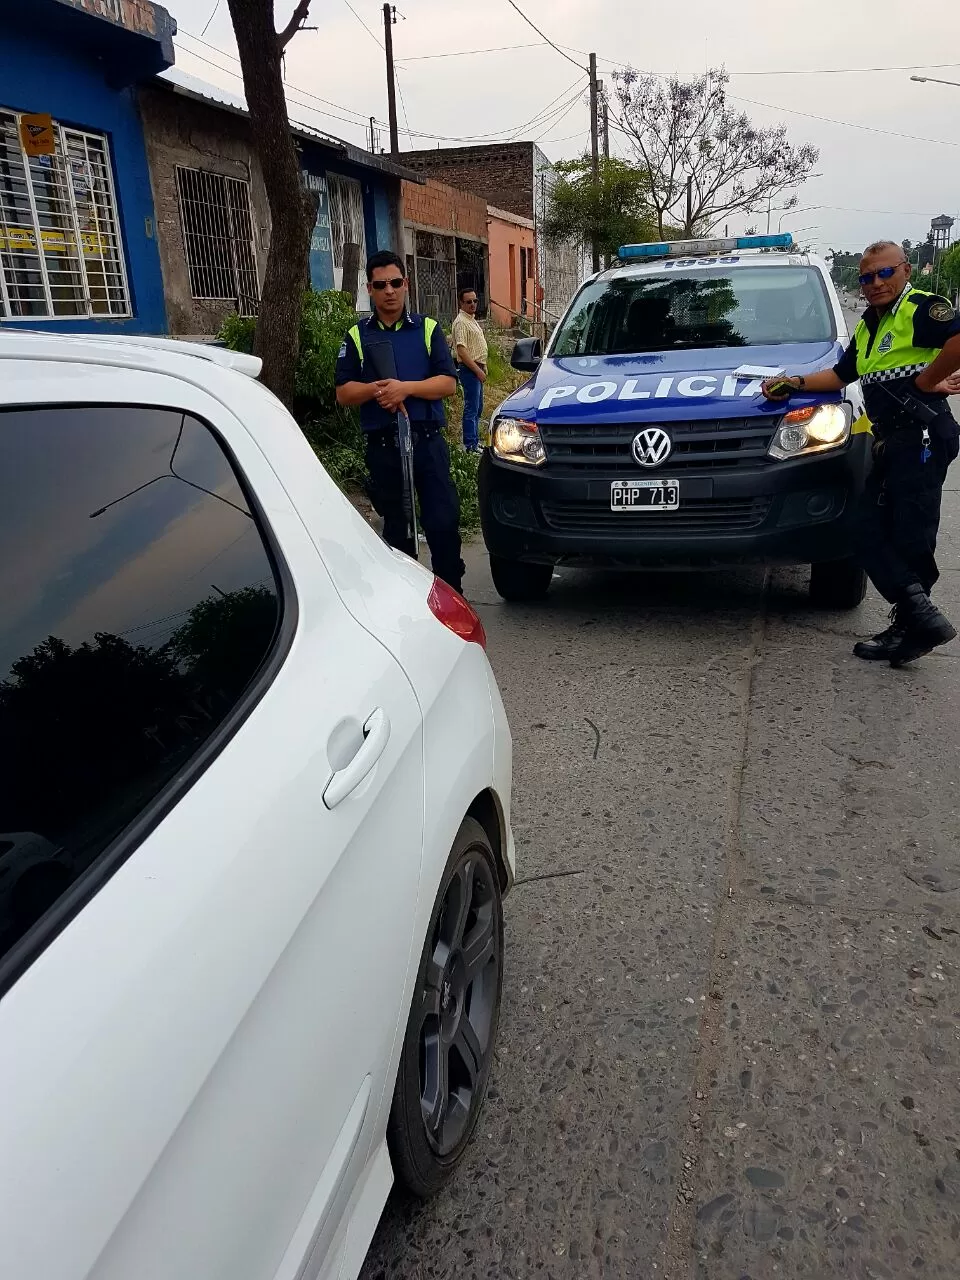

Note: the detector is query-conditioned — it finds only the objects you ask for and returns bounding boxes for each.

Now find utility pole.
[383,3,399,157]
[589,52,600,273]
[369,116,377,153]
[602,87,609,159]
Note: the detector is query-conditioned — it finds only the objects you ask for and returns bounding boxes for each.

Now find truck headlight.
[491,416,546,466]
[768,403,851,461]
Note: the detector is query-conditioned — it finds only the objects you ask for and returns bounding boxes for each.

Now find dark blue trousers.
[365,425,463,590]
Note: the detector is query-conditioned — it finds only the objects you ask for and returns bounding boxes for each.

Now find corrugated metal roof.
[156,66,423,182]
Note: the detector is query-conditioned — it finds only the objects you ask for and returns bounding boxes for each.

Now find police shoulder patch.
[337,341,347,358]
[929,299,956,323]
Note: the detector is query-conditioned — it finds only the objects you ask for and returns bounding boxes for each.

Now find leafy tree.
[225,0,319,409]
[0,633,187,832]
[171,586,279,703]
[542,157,660,264]
[919,233,936,269]
[612,68,818,238]
[936,242,960,299]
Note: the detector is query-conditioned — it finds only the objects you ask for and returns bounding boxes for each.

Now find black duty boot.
[853,607,907,661]
[888,584,957,667]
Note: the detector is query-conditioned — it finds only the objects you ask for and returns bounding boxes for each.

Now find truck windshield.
[551,266,835,356]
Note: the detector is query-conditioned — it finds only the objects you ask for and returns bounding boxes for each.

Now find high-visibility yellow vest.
[853,287,941,387]
[347,315,438,365]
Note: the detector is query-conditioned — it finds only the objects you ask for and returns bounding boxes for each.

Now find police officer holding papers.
[763,240,960,666]
[336,251,464,593]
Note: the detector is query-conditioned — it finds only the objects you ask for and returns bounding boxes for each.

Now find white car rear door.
[0,367,424,1280]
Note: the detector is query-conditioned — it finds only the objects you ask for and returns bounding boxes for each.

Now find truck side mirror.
[511,337,542,372]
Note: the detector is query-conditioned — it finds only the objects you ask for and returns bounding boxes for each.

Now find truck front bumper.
[478,436,871,568]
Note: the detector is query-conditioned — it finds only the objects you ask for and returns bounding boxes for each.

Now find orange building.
[487,205,536,327]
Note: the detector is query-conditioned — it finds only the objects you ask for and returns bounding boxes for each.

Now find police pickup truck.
[478,234,869,607]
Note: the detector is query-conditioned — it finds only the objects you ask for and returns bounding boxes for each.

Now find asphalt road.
[361,401,960,1280]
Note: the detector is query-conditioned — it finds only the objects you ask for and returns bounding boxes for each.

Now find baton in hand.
[364,340,420,557]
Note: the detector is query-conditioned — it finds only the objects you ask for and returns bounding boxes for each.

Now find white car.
[0,332,514,1280]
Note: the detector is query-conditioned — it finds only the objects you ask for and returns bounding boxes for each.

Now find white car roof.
[0,330,262,379]
[598,250,827,284]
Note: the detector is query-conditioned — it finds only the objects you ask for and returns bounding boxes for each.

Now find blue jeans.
[459,366,484,452]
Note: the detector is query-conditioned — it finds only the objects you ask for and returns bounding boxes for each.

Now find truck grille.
[540,417,780,471]
[539,496,773,534]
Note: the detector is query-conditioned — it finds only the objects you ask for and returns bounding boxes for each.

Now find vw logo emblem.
[631,427,672,468]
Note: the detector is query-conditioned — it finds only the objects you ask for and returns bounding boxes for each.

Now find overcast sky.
[164,0,960,256]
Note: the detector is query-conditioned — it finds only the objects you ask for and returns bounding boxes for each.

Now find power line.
[403,41,545,61]
[177,32,589,149]
[506,1,588,73]
[342,0,383,48]
[727,60,960,76]
[200,0,222,38]
[531,87,585,143]
[176,34,372,127]
[559,45,960,78]
[731,92,960,149]
[392,75,586,145]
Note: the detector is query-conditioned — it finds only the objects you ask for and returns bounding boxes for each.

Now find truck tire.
[489,555,553,602]
[810,558,868,610]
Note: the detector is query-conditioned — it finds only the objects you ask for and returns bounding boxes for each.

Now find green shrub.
[447,440,481,532]
[219,289,358,421]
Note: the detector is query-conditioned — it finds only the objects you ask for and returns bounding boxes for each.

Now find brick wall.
[138,84,270,335]
[401,177,487,239]
[402,143,534,220]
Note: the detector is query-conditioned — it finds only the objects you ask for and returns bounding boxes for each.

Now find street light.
[911,74,960,88]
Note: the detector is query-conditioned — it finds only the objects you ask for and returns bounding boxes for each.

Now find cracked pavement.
[361,402,960,1280]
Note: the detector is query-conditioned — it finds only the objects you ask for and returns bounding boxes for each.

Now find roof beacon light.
[618,233,793,261]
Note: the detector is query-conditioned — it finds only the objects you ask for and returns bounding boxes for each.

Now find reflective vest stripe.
[347,318,436,367]
[861,362,931,385]
[853,287,940,382]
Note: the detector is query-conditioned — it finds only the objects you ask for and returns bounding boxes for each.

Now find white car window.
[0,405,285,982]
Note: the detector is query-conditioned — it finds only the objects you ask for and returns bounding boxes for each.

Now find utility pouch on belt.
[877,382,940,427]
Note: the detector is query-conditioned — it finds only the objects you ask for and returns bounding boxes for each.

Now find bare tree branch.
[613,67,818,237]
[277,0,313,49]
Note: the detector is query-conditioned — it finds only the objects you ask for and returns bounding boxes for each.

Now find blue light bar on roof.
[618,232,793,261]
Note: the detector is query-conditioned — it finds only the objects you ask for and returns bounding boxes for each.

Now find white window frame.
[0,109,131,321]
[175,165,260,315]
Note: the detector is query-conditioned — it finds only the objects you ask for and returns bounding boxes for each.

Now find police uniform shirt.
[335,310,456,432]
[833,288,960,417]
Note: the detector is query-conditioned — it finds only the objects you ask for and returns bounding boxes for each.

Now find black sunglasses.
[858,264,905,286]
[370,277,405,291]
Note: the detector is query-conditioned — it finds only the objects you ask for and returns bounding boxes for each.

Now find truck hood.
[499,341,845,423]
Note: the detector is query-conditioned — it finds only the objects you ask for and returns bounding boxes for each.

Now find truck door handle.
[322,709,391,809]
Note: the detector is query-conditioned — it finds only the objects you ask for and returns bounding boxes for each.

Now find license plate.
[610,479,680,511]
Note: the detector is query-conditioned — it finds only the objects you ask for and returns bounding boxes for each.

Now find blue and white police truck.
[478,234,870,607]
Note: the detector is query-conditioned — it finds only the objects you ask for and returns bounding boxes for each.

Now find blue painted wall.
[0,27,166,334]
[299,137,402,286]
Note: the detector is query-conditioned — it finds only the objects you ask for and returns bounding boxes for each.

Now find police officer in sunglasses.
[763,240,960,666]
[336,250,464,592]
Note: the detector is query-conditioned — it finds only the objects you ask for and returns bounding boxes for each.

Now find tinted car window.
[552,267,835,356]
[0,406,281,970]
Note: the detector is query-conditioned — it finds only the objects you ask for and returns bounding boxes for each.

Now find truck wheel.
[810,558,868,610]
[489,555,553,602]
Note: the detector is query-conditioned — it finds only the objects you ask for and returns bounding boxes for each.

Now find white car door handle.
[322,709,391,809]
